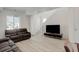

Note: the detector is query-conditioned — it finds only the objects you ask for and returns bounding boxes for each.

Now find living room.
[0,7,79,52]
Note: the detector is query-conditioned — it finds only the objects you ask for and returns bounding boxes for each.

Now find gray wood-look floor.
[16,34,65,52]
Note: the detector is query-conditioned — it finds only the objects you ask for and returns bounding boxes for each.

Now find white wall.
[0,11,30,38]
[30,9,57,35]
[20,15,31,32]
[68,8,79,43]
[68,8,75,43]
[30,15,41,35]
[30,8,72,40]
[43,8,69,39]
[0,13,6,38]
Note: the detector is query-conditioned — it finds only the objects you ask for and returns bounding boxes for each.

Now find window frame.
[6,16,20,30]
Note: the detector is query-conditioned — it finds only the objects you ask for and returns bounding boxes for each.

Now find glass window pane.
[7,16,14,30]
[6,16,20,30]
[14,17,20,29]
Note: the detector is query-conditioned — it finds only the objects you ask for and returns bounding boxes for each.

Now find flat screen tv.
[46,25,60,34]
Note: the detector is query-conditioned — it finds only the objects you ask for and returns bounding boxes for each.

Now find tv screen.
[46,25,60,34]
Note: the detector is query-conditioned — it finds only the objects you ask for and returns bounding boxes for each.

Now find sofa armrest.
[0,38,9,43]
[5,35,11,37]
[27,32,31,34]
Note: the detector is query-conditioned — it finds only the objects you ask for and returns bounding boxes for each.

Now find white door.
[74,8,79,43]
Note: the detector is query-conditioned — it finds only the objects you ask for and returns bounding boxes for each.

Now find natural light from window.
[7,16,20,30]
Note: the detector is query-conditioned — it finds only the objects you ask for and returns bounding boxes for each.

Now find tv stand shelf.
[44,32,62,39]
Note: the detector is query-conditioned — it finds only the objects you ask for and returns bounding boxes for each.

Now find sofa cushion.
[0,42,9,49]
[10,35,20,39]
[0,38,9,43]
[20,34,29,37]
[0,38,21,52]
[5,28,31,42]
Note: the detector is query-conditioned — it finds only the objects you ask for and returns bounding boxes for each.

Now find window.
[7,16,20,30]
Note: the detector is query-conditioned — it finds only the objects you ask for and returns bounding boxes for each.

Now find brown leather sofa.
[0,37,21,52]
[5,28,31,43]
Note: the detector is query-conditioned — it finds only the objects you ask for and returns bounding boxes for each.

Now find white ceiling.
[0,7,58,15]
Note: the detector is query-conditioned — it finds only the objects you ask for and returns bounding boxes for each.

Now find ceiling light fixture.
[43,18,47,23]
